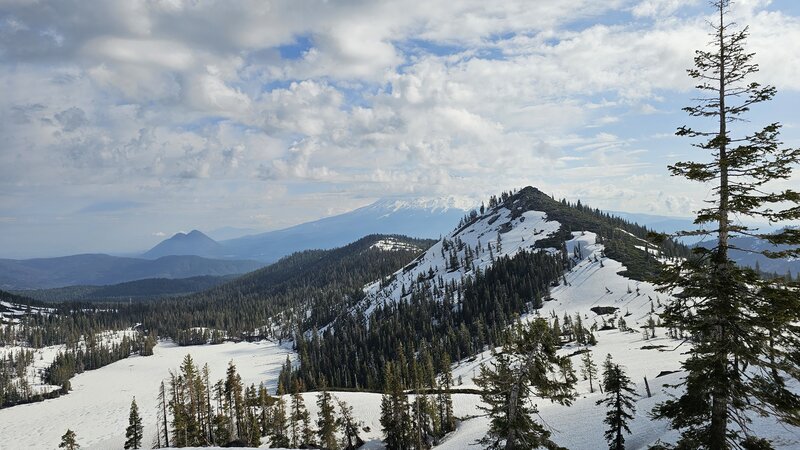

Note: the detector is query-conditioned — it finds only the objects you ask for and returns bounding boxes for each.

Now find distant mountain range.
[697,232,799,278]
[142,197,472,263]
[0,254,262,290]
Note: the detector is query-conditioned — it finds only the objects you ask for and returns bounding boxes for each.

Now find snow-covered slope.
[438,230,800,449]
[361,204,561,315]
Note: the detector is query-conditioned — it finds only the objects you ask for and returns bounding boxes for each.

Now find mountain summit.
[142,230,222,259]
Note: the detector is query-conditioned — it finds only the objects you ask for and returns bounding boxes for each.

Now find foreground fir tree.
[436,353,456,434]
[316,381,340,450]
[474,319,576,449]
[124,397,144,449]
[652,1,800,448]
[269,380,290,448]
[380,361,414,450]
[59,429,80,450]
[596,356,635,450]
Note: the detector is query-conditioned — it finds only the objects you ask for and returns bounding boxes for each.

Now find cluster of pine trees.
[473,317,640,450]
[0,347,39,407]
[379,353,456,449]
[44,331,153,390]
[153,355,365,449]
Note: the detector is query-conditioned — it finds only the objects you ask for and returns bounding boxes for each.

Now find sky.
[1,0,799,258]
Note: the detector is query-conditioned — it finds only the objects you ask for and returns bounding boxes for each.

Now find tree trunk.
[505,371,520,450]
[710,3,730,448]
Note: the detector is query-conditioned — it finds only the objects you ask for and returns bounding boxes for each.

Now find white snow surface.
[369,238,422,252]
[0,340,295,450]
[544,232,668,329]
[361,207,561,316]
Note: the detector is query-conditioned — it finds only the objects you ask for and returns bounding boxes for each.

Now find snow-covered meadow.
[0,340,295,450]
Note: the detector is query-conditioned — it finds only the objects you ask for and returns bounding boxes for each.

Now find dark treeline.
[14,275,234,303]
[288,248,565,391]
[154,355,366,449]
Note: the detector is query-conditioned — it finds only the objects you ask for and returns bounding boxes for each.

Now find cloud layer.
[1,0,799,256]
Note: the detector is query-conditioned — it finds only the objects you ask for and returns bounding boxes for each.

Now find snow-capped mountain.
[361,206,561,315]
[216,197,473,262]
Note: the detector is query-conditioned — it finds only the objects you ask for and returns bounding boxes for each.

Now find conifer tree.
[380,362,412,450]
[436,353,456,434]
[337,398,365,450]
[581,351,598,394]
[157,380,170,448]
[59,429,80,450]
[224,361,245,442]
[316,381,339,450]
[124,397,144,449]
[290,380,311,448]
[596,357,636,450]
[652,1,800,448]
[474,319,576,449]
[269,390,290,448]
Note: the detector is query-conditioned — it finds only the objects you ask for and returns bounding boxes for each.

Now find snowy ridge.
[543,232,668,327]
[360,204,561,316]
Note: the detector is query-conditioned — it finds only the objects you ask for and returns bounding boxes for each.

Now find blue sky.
[1,0,799,258]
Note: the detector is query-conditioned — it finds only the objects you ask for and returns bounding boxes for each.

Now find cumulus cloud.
[1,0,799,256]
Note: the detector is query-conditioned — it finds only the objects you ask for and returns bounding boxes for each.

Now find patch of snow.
[370,238,421,252]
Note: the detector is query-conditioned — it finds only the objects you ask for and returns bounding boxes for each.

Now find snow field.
[440,231,800,449]
[0,340,295,450]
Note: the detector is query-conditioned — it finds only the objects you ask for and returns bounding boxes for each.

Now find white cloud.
[1,0,799,255]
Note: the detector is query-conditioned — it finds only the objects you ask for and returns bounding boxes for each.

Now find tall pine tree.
[337,398,365,450]
[316,381,339,450]
[652,1,800,448]
[269,380,290,448]
[596,357,635,450]
[124,397,144,449]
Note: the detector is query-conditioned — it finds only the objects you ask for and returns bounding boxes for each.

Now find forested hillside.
[283,187,691,391]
